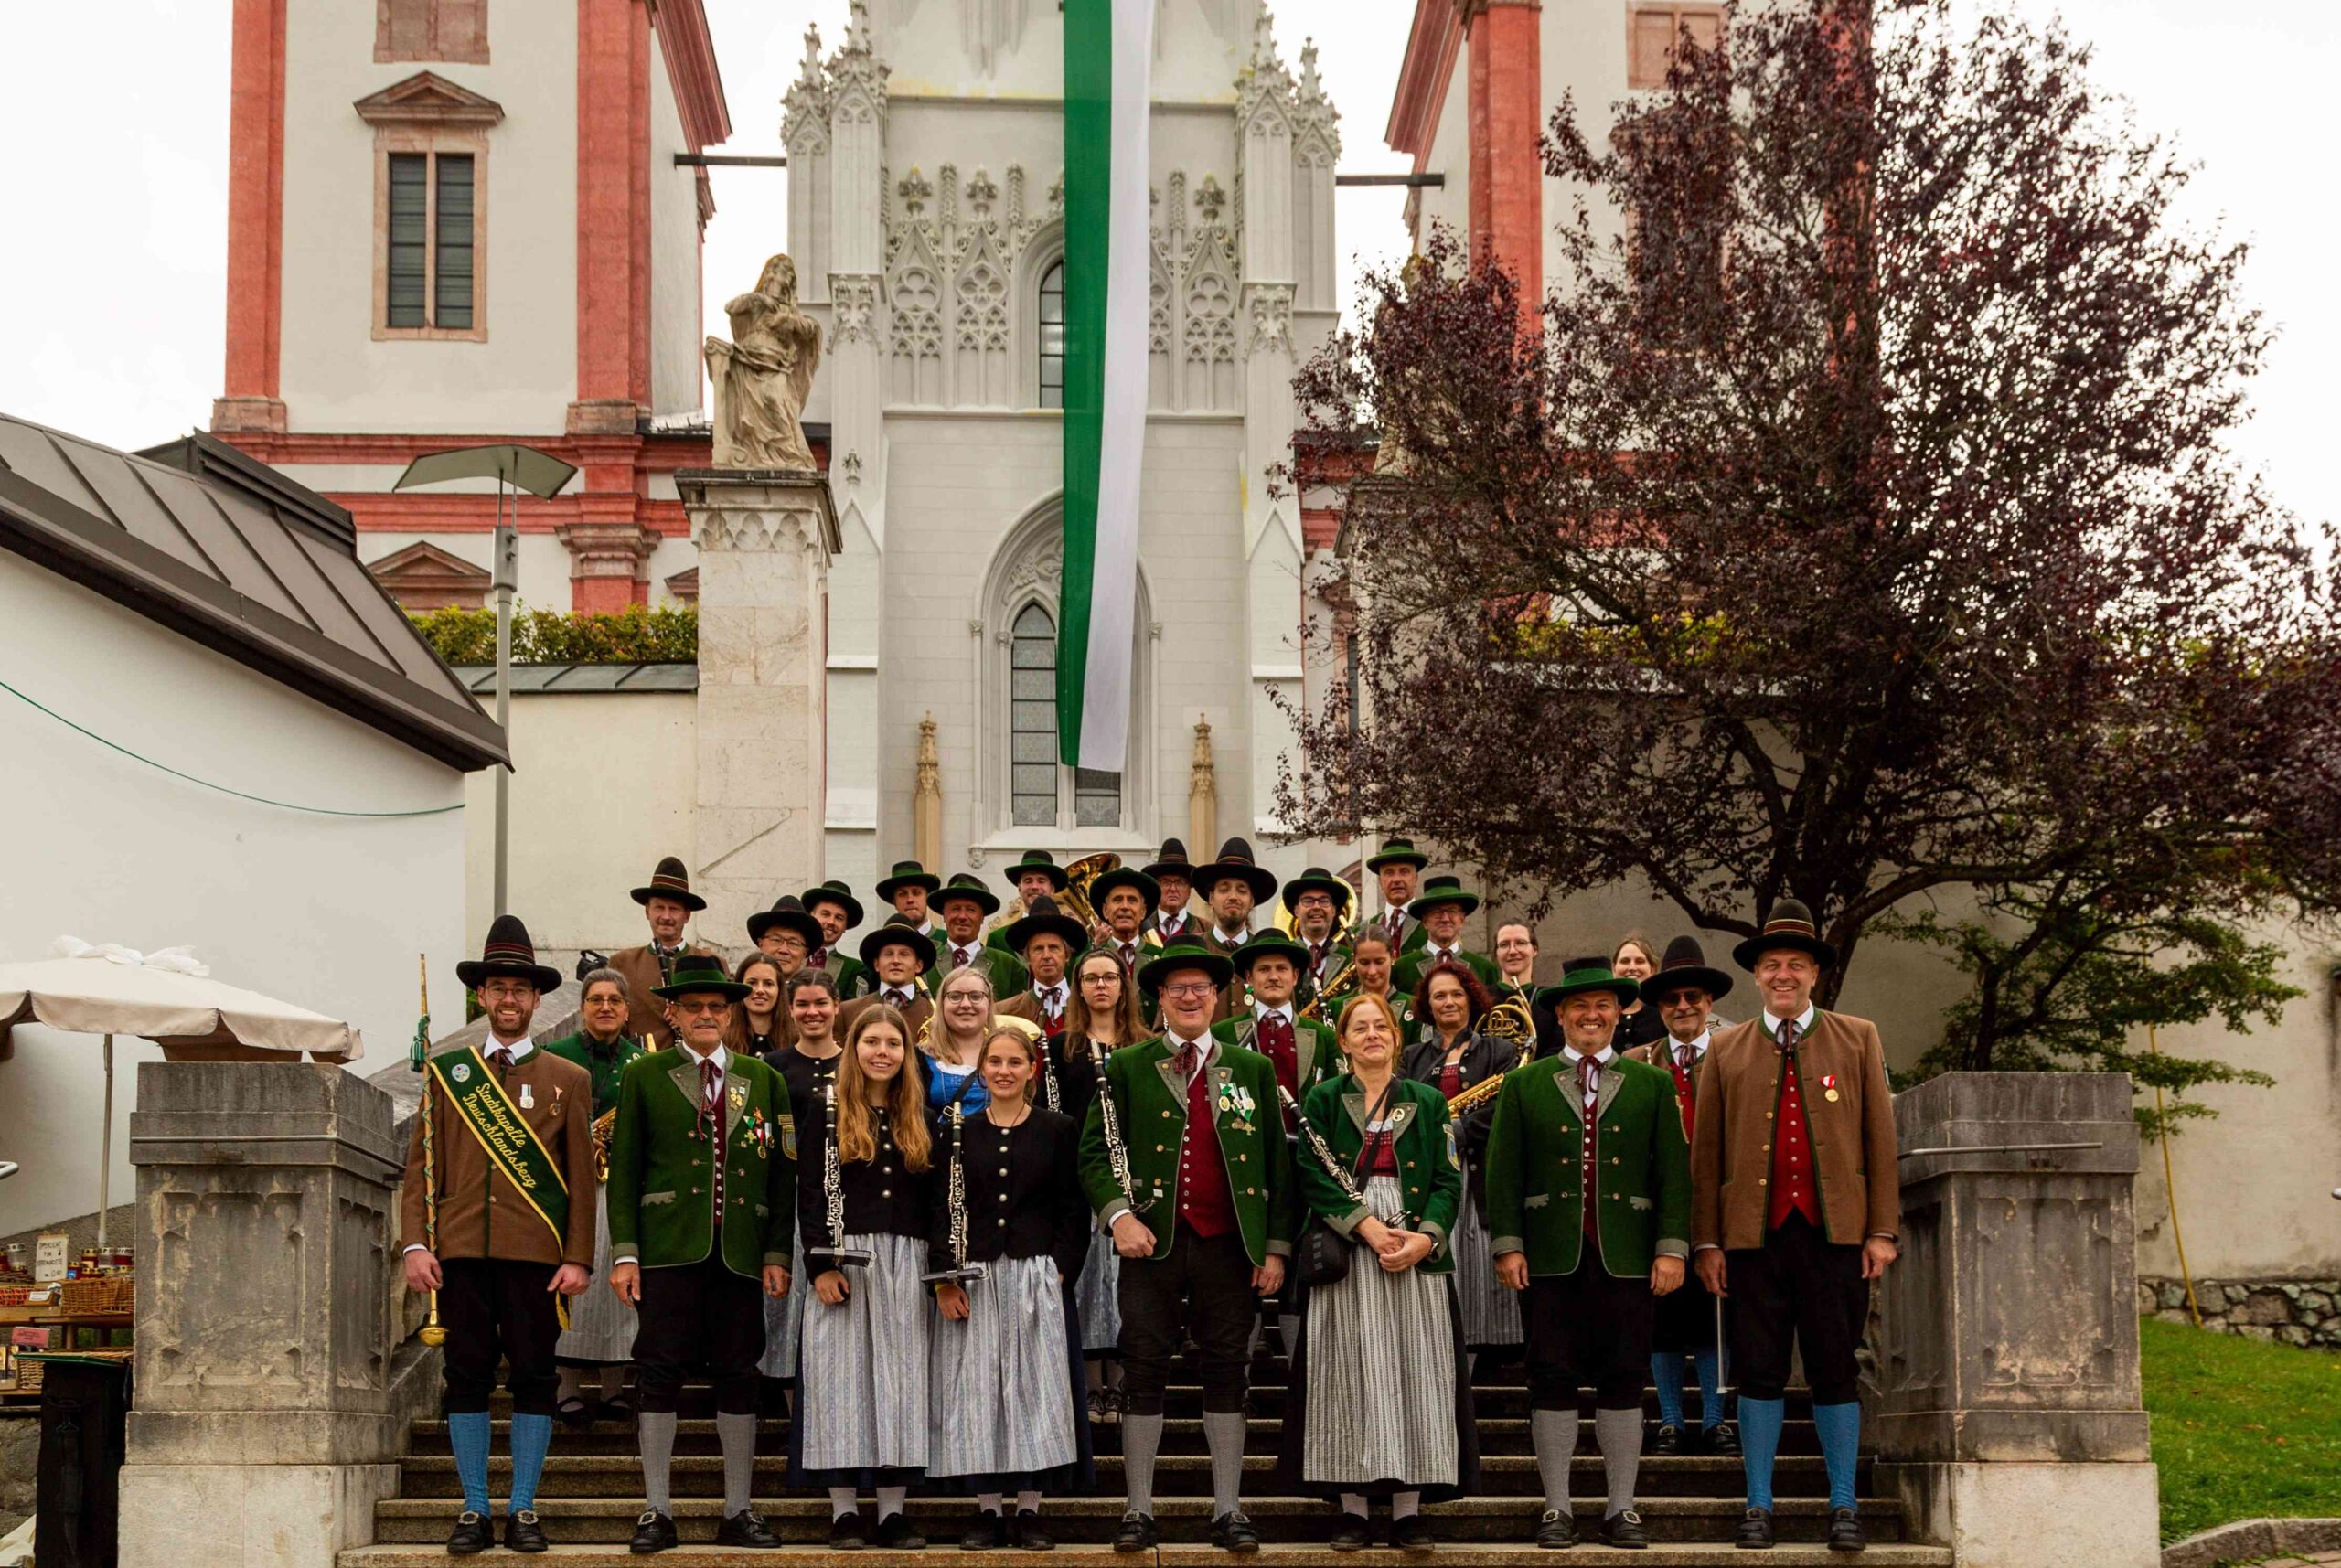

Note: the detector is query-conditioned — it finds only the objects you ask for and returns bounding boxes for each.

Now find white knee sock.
[876,1484,907,1520]
[828,1486,859,1520]
[1594,1406,1644,1518]
[1339,1492,1368,1516]
[978,1491,1003,1514]
[1392,1492,1421,1520]
[1017,1490,1042,1513]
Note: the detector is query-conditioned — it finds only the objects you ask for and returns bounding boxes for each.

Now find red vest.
[1768,1039,1822,1230]
[1255,1011,1299,1132]
[1176,1051,1237,1238]
[1663,1040,1700,1143]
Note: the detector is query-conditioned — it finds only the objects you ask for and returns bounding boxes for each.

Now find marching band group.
[401,837,1899,1556]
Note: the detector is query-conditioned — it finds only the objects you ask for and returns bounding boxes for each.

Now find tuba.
[1061,851,1123,935]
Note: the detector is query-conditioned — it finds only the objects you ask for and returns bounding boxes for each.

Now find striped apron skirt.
[755,1211,810,1380]
[1074,1229,1121,1353]
[1452,1169,1522,1349]
[790,1231,931,1483]
[926,1255,1080,1480]
[554,1186,637,1365]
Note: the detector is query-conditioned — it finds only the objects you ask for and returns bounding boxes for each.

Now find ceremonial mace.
[419,1071,447,1348]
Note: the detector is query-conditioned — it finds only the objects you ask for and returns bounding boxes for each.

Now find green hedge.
[409,603,698,666]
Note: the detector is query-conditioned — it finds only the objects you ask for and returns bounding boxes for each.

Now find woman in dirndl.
[792,1003,937,1549]
[928,1024,1095,1550]
[924,966,995,1117]
[754,967,843,1410]
[1278,992,1478,1552]
[543,966,646,1425]
[1051,945,1144,1420]
[1400,961,1523,1367]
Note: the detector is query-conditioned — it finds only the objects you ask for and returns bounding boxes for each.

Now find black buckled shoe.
[1827,1507,1867,1552]
[1389,1514,1437,1552]
[1114,1511,1160,1553]
[718,1509,783,1549]
[1014,1509,1055,1552]
[1535,1509,1577,1550]
[1209,1511,1262,1553]
[873,1511,928,1551]
[1603,1509,1650,1551]
[962,1510,1010,1551]
[1734,1508,1775,1551]
[629,1509,679,1555]
[503,1509,550,1553]
[1330,1513,1373,1552]
[446,1511,492,1555]
[1706,1420,1741,1456]
[828,1510,871,1551]
[1649,1423,1683,1456]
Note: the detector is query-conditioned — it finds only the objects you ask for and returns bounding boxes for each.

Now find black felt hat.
[456,914,563,995]
[1640,934,1734,1003]
[1001,849,1071,892]
[746,894,825,950]
[1141,838,1195,880]
[630,855,706,912]
[874,859,943,900]
[858,914,939,972]
[1005,894,1089,957]
[1731,899,1838,972]
[801,880,866,930]
[651,953,752,1002]
[1088,865,1161,920]
[1197,837,1278,903]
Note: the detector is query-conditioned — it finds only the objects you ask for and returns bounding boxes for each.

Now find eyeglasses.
[1160,981,1219,998]
[672,998,730,1016]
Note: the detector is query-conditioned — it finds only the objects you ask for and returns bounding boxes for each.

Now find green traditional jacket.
[542,1030,647,1117]
[1483,1050,1691,1278]
[818,953,873,1000]
[607,1046,797,1277]
[927,941,1028,999]
[1211,1009,1340,1104]
[1294,1074,1462,1273]
[1077,1036,1299,1266]
[1390,944,1503,998]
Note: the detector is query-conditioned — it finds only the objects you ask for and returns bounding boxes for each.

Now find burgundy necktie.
[1677,1041,1698,1072]
[488,1047,513,1083]
[1777,1019,1800,1052]
[1310,942,1328,972]
[887,987,914,1008]
[1172,1038,1199,1080]
[1120,941,1137,969]
[954,945,973,969]
[698,1056,722,1139]
[1579,1054,1600,1100]
[807,950,828,971]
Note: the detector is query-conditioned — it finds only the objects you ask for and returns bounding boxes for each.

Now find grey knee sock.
[1531,1408,1577,1516]
[1203,1410,1247,1517]
[828,1486,859,1520]
[1016,1490,1042,1513]
[637,1411,678,1516]
[1595,1406,1644,1518]
[1392,1492,1421,1520]
[875,1484,907,1520]
[1122,1413,1164,1514]
[716,1412,757,1518]
[978,1491,1004,1514]
[1339,1492,1369,1517]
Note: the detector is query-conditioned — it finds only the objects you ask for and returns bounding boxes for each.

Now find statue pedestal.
[680,470,839,952]
[1870,1072,2159,1567]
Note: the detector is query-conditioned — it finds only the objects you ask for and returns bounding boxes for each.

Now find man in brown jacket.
[402,915,599,1554]
[1690,900,1897,1553]
[607,856,711,1050]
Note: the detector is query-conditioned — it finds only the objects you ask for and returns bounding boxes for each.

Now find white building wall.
[647,29,705,419]
[1412,42,1474,244]
[277,0,580,433]
[0,563,469,1237]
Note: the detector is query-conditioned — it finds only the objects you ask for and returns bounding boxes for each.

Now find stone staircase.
[338,1353,1942,1566]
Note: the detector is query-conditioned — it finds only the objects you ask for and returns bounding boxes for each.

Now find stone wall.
[2138,1276,2341,1349]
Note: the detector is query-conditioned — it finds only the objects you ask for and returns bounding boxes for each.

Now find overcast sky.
[1,1,2330,532]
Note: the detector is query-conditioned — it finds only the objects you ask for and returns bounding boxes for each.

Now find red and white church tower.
[210,0,739,613]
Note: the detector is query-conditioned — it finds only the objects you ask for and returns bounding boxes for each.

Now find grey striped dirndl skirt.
[796,1232,931,1474]
[1301,1176,1459,1488]
[1074,1227,1121,1353]
[1453,1172,1522,1349]
[927,1255,1079,1478]
[756,1212,809,1379]
[554,1186,638,1364]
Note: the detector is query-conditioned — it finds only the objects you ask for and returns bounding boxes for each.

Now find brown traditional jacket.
[401,1044,599,1267]
[607,944,710,1050]
[837,988,935,1046]
[1689,1008,1899,1253]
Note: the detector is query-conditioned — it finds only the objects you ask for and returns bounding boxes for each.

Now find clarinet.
[1092,1040,1149,1216]
[810,1080,872,1268]
[1277,1084,1367,1210]
[922,1101,988,1285]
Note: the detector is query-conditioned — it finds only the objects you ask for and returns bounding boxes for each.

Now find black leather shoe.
[1014,1509,1055,1552]
[1649,1423,1683,1456]
[1209,1511,1262,1553]
[1390,1514,1437,1552]
[828,1510,870,1551]
[503,1509,550,1553]
[1114,1512,1159,1553]
[1707,1420,1741,1456]
[718,1509,783,1549]
[1535,1509,1577,1550]
[962,1511,1010,1551]
[1827,1507,1866,1552]
[1330,1513,1373,1552]
[1734,1508,1775,1551]
[446,1511,492,1555]
[1603,1509,1650,1551]
[629,1509,679,1555]
[874,1512,927,1551]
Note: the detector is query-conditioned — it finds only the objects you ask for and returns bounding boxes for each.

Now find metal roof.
[0,418,508,770]
[450,663,699,694]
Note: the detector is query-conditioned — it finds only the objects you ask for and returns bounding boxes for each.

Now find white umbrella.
[0,937,364,1246]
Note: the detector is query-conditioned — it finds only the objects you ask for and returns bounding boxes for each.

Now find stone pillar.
[556,517,660,612]
[118,1061,428,1568]
[682,469,839,952]
[1870,1072,2159,1568]
[1466,0,1543,330]
[1188,716,1217,853]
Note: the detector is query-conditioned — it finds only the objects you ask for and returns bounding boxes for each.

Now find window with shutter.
[377,145,486,337]
[386,154,430,328]
[377,0,489,64]
[1627,4,1723,90]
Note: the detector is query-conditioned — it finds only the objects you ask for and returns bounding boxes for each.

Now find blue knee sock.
[1812,1401,1861,1511]
[1693,1349,1725,1428]
[447,1410,493,1516]
[1650,1352,1686,1426]
[1737,1396,1785,1511]
[508,1412,555,1513]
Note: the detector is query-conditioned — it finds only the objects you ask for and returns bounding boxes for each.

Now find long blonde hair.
[836,1006,932,1171]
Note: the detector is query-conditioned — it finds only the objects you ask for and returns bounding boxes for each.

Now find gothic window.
[377,0,488,64]
[1038,260,1067,410]
[1005,602,1125,828]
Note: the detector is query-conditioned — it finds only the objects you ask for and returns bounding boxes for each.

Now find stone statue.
[705,253,821,471]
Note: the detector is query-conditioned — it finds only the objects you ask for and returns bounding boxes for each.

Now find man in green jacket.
[1485,959,1692,1552]
[801,880,872,999]
[1079,941,1298,1555]
[928,872,1029,996]
[1389,875,1503,997]
[606,956,797,1554]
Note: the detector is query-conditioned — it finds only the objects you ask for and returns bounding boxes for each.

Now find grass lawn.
[2141,1315,2341,1542]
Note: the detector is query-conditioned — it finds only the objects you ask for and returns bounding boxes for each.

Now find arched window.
[1037,260,1066,410]
[1007,601,1124,827]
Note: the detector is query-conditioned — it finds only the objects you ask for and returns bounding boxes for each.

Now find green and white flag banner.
[1060,0,1154,771]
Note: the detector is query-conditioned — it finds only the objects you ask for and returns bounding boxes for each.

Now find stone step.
[369,1496,1908,1547]
[410,1416,1818,1458]
[479,1387,1800,1422]
[393,1453,1863,1500]
[346,1544,1957,1568]
[344,1545,1951,1568]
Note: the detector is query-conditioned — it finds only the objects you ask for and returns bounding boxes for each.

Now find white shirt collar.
[1256,1001,1294,1024]
[679,1041,730,1074]
[1167,1031,1216,1068]
[882,980,922,1002]
[1559,1043,1618,1071]
[1767,1002,1818,1039]
[1213,925,1247,947]
[486,1033,534,1062]
[1667,1029,1712,1060]
[1037,979,1067,1003]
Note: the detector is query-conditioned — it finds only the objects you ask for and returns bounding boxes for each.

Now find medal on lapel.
[519,1083,534,1109]
[1821,1072,1840,1103]
[729,1084,748,1113]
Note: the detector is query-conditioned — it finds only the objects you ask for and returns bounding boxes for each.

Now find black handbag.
[1294,1083,1395,1290]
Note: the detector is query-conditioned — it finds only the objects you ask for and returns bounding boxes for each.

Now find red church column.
[215,0,288,433]
[1466,0,1544,332]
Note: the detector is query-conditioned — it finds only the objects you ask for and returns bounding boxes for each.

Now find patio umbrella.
[0,937,364,1245]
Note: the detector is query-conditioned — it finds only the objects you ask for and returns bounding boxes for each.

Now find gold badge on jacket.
[1821,1072,1840,1103]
